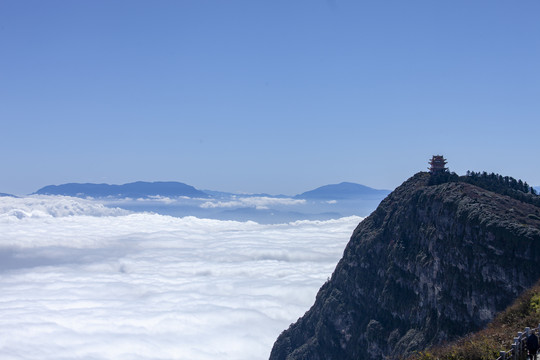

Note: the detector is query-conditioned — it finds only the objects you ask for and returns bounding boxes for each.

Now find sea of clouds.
[0,195,362,360]
[199,196,306,209]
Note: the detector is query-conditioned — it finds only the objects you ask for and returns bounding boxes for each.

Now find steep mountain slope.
[34,181,208,198]
[295,182,390,200]
[270,172,540,360]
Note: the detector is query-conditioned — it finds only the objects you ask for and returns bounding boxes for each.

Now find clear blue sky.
[1,1,539,195]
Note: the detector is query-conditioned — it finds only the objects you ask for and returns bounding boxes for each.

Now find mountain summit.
[270,172,540,360]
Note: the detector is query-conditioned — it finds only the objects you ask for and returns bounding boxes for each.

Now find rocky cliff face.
[270,172,540,360]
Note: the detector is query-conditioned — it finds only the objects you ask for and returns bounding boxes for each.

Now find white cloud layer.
[0,195,129,219]
[0,196,361,360]
[200,196,306,209]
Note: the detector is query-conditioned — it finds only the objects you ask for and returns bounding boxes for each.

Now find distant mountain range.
[0,193,17,198]
[33,181,390,200]
[34,181,209,198]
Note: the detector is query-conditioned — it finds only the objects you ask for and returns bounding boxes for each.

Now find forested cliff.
[270,172,540,360]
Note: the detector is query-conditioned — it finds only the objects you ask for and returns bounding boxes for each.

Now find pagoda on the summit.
[429,155,448,173]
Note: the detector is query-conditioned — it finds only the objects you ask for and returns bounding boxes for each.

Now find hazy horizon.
[5,171,540,198]
[7,178,393,197]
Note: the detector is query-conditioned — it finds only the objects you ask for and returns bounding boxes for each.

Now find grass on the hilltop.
[410,280,540,360]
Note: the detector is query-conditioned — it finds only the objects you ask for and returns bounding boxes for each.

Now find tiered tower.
[429,155,448,173]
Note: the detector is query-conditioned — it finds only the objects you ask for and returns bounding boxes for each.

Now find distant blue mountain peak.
[295,182,390,200]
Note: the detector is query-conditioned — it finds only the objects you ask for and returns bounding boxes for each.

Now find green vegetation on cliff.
[428,171,539,207]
